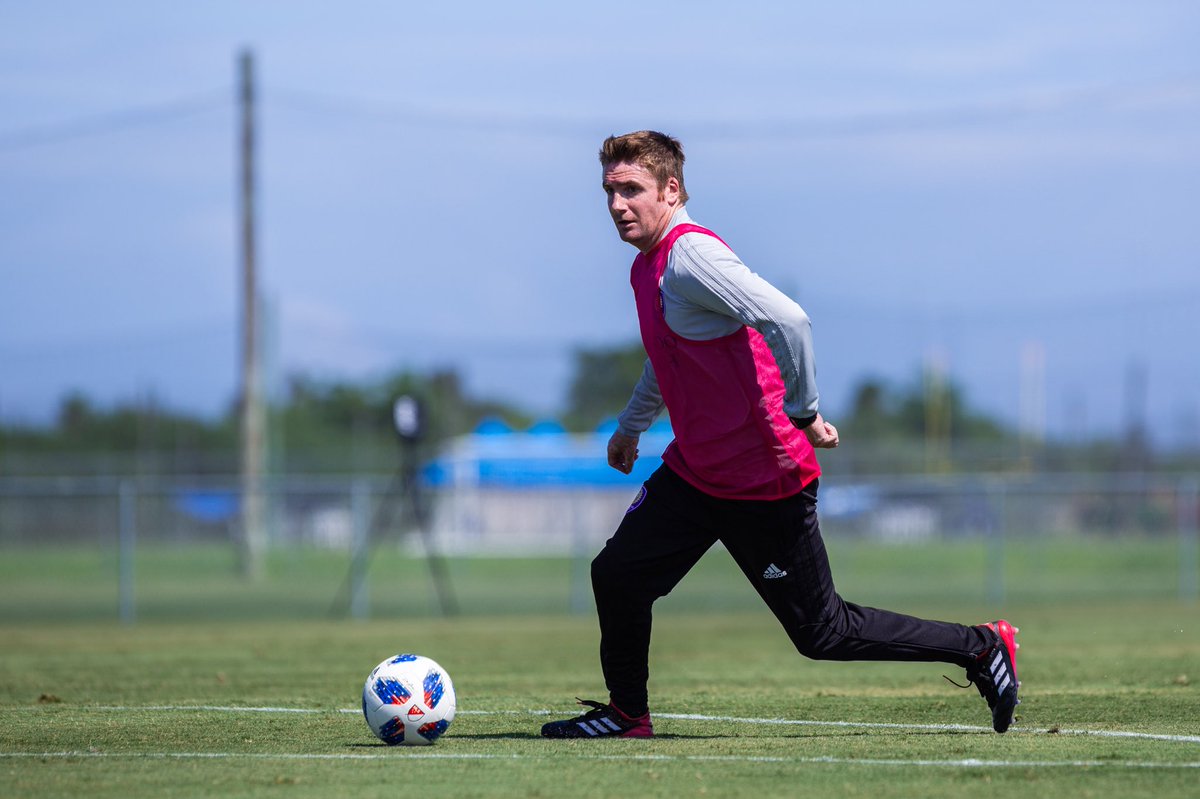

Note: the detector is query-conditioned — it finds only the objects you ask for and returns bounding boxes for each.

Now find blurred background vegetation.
[1,341,1188,478]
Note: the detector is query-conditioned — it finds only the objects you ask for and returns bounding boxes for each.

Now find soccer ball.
[362,654,457,746]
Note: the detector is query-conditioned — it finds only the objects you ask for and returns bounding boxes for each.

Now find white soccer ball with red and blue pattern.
[362,654,456,746]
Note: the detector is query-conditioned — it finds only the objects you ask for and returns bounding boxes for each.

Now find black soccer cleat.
[540,699,654,739]
[966,619,1021,733]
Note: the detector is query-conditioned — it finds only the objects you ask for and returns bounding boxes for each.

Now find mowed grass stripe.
[20,704,1200,745]
[3,584,1197,797]
[3,750,1199,770]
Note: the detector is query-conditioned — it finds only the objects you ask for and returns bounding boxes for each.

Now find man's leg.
[720,479,1021,731]
[720,479,992,666]
[591,467,718,715]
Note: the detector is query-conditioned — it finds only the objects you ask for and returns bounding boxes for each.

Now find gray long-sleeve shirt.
[616,207,820,437]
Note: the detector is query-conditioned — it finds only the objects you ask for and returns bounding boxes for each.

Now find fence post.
[987,481,1007,605]
[118,479,136,625]
[569,491,590,615]
[349,478,371,620]
[1180,477,1199,603]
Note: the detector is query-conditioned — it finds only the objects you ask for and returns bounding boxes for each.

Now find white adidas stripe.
[575,716,622,736]
[988,651,1013,695]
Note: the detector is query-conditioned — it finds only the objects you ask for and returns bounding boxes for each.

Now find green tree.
[0,368,533,477]
[845,372,1008,443]
[277,368,534,471]
[845,379,890,440]
[837,371,1015,473]
[563,341,648,431]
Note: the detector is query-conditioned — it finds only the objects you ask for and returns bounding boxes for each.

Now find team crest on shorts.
[625,485,648,514]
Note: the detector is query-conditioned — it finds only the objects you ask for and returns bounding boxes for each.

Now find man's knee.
[790,623,844,660]
[785,602,855,660]
[591,547,623,594]
[591,546,663,608]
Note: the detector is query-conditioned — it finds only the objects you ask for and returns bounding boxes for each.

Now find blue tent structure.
[422,417,874,518]
[423,417,676,489]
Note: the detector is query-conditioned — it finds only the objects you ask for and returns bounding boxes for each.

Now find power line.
[810,283,1200,327]
[0,89,231,154]
[3,72,1194,155]
[265,74,1200,141]
[266,86,603,138]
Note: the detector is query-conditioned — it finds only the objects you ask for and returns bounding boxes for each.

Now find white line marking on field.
[655,712,1200,746]
[53,705,1200,746]
[2,751,1198,770]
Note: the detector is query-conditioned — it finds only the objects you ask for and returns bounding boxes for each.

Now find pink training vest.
[632,223,821,500]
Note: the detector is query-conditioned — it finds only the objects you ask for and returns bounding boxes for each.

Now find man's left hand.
[804,413,839,449]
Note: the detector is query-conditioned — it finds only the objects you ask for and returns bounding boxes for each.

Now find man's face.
[602,161,680,253]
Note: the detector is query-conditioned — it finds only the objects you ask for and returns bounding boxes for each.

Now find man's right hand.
[607,431,641,474]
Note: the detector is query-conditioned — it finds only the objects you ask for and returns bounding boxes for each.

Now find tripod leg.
[407,468,458,616]
[327,472,404,618]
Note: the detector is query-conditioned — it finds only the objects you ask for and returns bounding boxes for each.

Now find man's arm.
[668,233,837,448]
[609,358,665,473]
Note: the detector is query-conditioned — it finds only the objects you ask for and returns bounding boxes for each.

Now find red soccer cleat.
[540,699,654,739]
[967,620,1021,733]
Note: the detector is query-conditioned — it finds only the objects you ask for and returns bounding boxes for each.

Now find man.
[540,131,1020,740]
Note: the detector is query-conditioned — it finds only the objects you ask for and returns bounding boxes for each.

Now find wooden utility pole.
[238,49,266,579]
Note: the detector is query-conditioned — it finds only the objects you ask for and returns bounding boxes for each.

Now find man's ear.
[662,176,681,206]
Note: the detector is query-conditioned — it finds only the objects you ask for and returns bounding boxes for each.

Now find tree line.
[0,342,1175,476]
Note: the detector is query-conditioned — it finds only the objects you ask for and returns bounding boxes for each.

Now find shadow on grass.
[346,727,998,748]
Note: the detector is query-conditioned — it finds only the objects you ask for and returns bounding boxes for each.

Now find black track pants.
[591,466,992,716]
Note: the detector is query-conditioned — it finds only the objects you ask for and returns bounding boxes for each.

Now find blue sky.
[1,2,1198,445]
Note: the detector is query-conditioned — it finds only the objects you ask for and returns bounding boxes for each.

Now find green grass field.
[2,540,1199,797]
